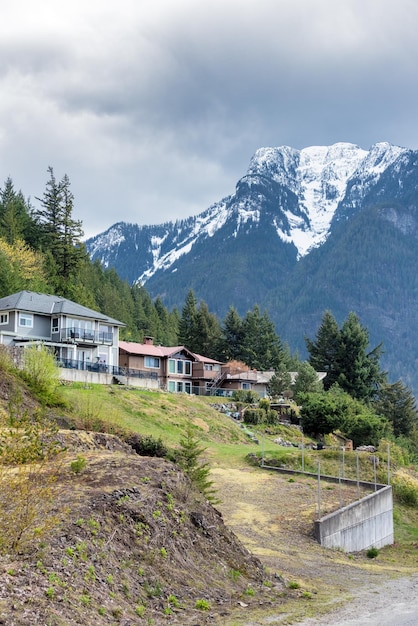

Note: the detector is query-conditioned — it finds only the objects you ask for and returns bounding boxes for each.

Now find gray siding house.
[0,290,125,374]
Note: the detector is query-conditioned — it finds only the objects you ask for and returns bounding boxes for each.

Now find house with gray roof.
[0,290,125,377]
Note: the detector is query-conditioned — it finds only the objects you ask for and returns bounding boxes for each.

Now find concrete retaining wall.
[314,485,393,552]
[58,369,159,389]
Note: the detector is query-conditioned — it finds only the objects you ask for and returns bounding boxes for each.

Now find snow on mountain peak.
[249,142,403,257]
[87,140,409,285]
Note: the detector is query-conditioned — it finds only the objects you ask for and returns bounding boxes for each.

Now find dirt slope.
[0,433,290,626]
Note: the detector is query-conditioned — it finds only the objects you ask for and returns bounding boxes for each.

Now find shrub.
[288,581,300,589]
[125,433,168,458]
[244,408,265,425]
[391,470,418,506]
[366,547,379,559]
[195,599,210,611]
[0,346,14,373]
[70,455,87,474]
[232,390,259,404]
[258,398,270,412]
[0,403,65,554]
[19,344,61,405]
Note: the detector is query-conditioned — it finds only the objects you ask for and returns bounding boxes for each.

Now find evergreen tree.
[337,312,385,401]
[0,178,34,245]
[293,361,323,402]
[178,289,198,349]
[193,301,222,358]
[374,380,418,437]
[219,306,244,362]
[59,174,84,283]
[306,310,341,389]
[267,365,292,398]
[34,168,85,295]
[306,310,386,401]
[176,424,219,503]
[241,305,284,370]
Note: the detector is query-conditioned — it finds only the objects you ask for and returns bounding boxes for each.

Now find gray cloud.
[1,0,418,237]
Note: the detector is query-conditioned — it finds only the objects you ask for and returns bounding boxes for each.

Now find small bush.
[244,408,266,425]
[233,390,259,404]
[366,547,379,559]
[195,598,210,611]
[19,344,61,405]
[135,605,146,617]
[258,398,270,412]
[70,455,87,474]
[288,581,300,589]
[0,346,14,373]
[392,470,418,506]
[125,433,168,458]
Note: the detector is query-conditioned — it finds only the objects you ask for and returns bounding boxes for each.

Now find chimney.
[143,336,154,345]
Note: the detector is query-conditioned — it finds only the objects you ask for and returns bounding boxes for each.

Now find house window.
[168,380,176,392]
[145,356,160,369]
[0,313,8,325]
[19,313,33,328]
[184,382,191,394]
[241,382,251,390]
[168,358,192,376]
[52,318,59,333]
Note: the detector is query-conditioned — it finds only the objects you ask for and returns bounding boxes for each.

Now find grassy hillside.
[1,376,418,625]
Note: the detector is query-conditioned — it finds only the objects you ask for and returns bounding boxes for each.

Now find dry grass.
[211,465,418,624]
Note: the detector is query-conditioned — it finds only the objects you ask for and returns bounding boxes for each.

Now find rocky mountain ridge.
[86,141,418,393]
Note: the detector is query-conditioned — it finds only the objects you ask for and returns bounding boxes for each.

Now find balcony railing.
[57,327,114,345]
[56,358,158,380]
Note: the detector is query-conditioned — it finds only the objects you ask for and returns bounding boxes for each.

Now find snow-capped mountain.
[87,140,418,392]
[86,141,410,283]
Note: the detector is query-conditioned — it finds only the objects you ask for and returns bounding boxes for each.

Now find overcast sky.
[1,0,418,238]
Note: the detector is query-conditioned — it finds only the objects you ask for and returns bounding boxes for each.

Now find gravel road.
[295,574,418,625]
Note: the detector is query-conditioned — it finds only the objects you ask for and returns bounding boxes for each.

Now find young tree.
[176,424,219,503]
[0,395,64,554]
[0,238,47,295]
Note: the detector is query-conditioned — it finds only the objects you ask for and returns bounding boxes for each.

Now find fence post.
[356,452,360,499]
[339,470,342,509]
[302,433,305,472]
[317,461,321,519]
[387,443,391,485]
